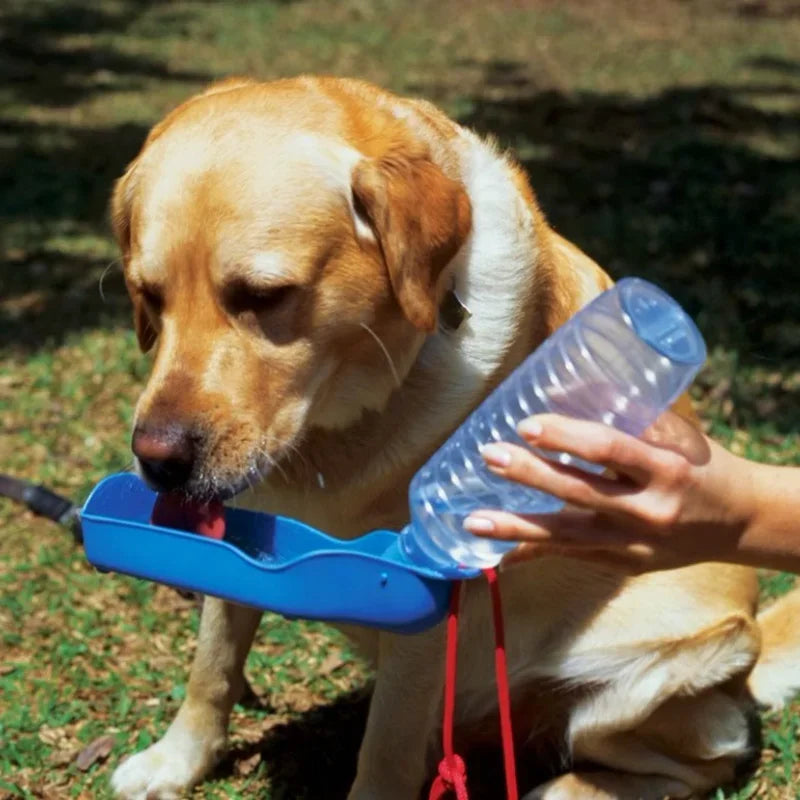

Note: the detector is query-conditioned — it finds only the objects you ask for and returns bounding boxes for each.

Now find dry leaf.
[75,734,115,771]
[319,651,348,675]
[234,752,262,777]
[38,725,65,746]
[50,747,80,767]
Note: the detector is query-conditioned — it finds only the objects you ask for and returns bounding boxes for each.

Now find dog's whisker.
[360,321,401,387]
[283,440,310,471]
[273,462,289,483]
[258,446,288,483]
[98,256,123,303]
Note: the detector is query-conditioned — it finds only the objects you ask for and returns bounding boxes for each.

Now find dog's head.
[111,79,471,500]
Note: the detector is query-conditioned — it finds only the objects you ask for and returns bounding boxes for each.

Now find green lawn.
[1,1,798,797]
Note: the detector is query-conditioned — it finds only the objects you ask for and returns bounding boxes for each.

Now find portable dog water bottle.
[82,278,706,633]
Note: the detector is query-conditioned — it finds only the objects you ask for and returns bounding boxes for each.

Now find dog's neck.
[238,132,547,538]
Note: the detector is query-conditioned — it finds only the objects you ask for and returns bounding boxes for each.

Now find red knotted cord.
[428,568,518,800]
[428,579,469,800]
[485,567,519,800]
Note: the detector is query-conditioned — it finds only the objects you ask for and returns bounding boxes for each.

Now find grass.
[1,0,799,796]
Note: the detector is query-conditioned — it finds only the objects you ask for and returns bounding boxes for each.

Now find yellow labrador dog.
[108,76,799,799]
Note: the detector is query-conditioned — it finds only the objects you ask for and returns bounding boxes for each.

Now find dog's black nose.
[132,425,196,492]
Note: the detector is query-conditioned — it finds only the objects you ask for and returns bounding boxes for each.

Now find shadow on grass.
[0,1,207,108]
[0,1,211,353]
[735,1,800,20]
[0,118,159,351]
[218,690,368,800]
[218,687,557,799]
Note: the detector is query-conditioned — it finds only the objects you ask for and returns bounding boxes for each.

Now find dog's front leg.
[111,597,261,799]
[348,628,445,800]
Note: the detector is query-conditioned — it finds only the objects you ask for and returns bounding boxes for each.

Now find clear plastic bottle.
[400,277,707,571]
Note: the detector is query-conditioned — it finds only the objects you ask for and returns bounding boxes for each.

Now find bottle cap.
[618,278,706,365]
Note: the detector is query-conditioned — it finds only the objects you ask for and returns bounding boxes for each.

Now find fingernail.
[480,443,512,467]
[464,515,496,533]
[517,417,543,439]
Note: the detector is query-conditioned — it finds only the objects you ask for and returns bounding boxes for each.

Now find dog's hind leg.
[111,597,262,799]
[522,608,761,800]
[525,681,757,800]
[523,770,694,800]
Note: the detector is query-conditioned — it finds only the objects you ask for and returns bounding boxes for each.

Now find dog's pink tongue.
[151,494,226,540]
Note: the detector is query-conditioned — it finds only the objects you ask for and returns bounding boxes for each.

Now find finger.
[466,509,672,571]
[515,414,665,482]
[499,539,652,573]
[464,508,646,548]
[479,442,649,517]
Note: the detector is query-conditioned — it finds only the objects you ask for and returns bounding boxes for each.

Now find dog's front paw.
[111,715,225,799]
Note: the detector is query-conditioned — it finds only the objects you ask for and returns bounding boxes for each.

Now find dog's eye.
[225,281,297,315]
[251,284,296,312]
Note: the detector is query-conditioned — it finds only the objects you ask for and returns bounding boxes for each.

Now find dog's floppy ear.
[111,164,156,353]
[351,147,471,332]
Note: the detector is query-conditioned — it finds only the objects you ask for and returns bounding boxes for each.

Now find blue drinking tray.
[81,473,478,634]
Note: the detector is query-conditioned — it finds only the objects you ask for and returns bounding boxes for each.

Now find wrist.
[727,451,762,537]
[699,442,760,564]
[723,456,800,572]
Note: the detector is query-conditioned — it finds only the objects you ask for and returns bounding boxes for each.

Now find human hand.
[463,411,756,572]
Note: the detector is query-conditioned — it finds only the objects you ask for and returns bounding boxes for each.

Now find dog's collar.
[438,285,471,334]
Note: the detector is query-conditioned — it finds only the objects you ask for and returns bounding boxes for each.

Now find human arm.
[462,412,800,573]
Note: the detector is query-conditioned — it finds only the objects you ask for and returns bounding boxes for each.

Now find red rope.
[429,580,469,800]
[428,568,519,800]
[485,567,519,800]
